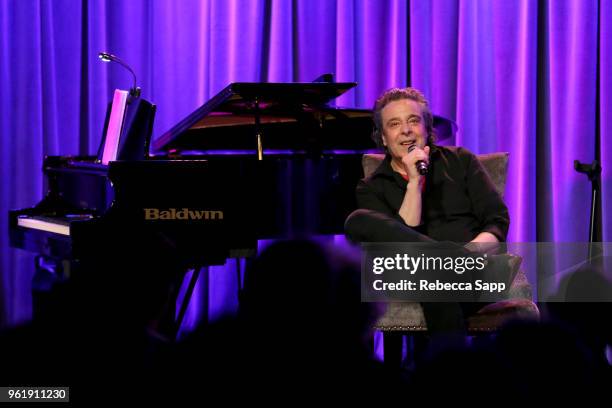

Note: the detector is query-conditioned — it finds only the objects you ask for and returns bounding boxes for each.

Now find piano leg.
[149,266,210,341]
[31,255,70,324]
[173,267,206,340]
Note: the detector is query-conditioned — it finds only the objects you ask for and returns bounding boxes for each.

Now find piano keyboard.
[16,215,94,236]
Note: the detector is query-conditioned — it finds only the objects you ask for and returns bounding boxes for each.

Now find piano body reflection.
[8,79,454,336]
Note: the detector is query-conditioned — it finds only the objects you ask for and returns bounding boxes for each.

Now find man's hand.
[465,232,500,254]
[397,145,429,226]
[401,145,430,180]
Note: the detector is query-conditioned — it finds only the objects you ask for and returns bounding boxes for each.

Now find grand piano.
[9,80,376,263]
[8,78,454,337]
[8,79,376,335]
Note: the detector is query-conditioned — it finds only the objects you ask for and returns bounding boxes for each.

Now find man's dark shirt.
[356,145,509,243]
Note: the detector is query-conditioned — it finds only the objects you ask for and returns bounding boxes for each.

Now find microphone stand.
[574,159,602,262]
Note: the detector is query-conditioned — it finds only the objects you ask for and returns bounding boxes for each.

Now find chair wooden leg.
[383,332,403,370]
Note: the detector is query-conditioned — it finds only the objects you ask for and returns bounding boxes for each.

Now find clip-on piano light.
[98,52,141,98]
[97,51,156,164]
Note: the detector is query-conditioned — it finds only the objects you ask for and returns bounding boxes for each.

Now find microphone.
[408,144,429,175]
[98,52,141,98]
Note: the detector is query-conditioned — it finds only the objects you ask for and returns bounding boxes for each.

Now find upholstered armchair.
[360,152,540,366]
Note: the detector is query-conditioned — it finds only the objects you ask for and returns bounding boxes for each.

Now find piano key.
[17,216,71,236]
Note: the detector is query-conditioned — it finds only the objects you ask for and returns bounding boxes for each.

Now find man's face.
[380,98,428,162]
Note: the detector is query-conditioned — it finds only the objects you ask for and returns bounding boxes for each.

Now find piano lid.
[152,81,363,154]
[151,80,457,155]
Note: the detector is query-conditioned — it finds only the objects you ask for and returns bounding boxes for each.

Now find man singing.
[345,87,511,336]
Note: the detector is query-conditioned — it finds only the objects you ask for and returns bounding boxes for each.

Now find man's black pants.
[345,208,485,335]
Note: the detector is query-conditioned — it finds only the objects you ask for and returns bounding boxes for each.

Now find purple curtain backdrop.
[1,0,609,329]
